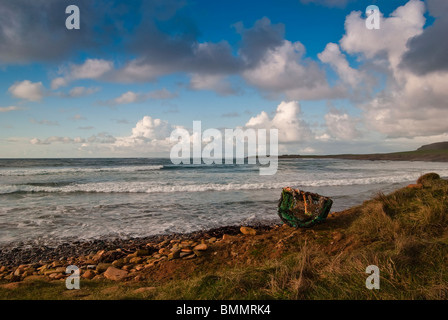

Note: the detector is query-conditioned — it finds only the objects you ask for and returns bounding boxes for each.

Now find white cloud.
[245,101,313,143]
[243,40,345,100]
[0,106,23,112]
[101,88,178,106]
[52,59,114,89]
[8,80,45,101]
[340,0,425,68]
[189,74,238,96]
[318,42,364,88]
[324,108,361,140]
[67,87,99,97]
[114,116,174,149]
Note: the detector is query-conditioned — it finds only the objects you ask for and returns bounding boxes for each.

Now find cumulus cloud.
[243,39,345,100]
[52,59,114,89]
[336,0,448,138]
[30,136,85,145]
[8,80,45,101]
[100,88,178,106]
[318,43,365,88]
[245,101,313,143]
[114,116,175,149]
[189,74,238,96]
[340,0,425,68]
[324,108,361,140]
[0,106,23,112]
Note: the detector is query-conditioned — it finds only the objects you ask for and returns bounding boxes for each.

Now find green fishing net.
[277,187,333,228]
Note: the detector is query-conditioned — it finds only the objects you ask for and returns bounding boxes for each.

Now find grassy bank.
[1,173,447,300]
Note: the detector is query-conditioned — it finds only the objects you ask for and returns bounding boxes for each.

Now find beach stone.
[84,259,96,265]
[208,237,217,243]
[136,249,149,257]
[104,266,128,281]
[112,259,125,268]
[240,226,257,236]
[87,264,97,270]
[93,250,106,261]
[82,270,95,280]
[168,250,181,260]
[158,248,170,256]
[129,257,144,264]
[194,244,208,251]
[182,254,196,260]
[96,263,112,273]
[222,234,231,240]
[179,252,191,258]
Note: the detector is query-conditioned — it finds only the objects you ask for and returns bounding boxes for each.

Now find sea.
[1,158,447,248]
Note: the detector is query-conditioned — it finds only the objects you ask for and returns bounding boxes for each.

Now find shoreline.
[0,222,279,268]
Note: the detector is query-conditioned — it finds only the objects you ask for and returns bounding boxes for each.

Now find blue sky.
[1,0,447,157]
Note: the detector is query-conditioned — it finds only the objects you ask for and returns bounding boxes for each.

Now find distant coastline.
[280,142,448,162]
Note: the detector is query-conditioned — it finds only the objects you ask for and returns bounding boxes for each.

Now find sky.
[1,0,448,158]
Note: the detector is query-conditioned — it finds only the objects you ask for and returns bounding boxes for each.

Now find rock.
[112,259,125,268]
[104,266,128,281]
[82,270,96,280]
[193,250,203,257]
[129,257,144,264]
[208,237,217,243]
[87,264,97,270]
[122,265,133,271]
[135,265,145,271]
[133,287,156,294]
[182,254,196,260]
[179,252,191,258]
[136,249,149,257]
[407,183,423,189]
[194,244,208,251]
[93,250,106,261]
[222,234,231,240]
[51,261,62,268]
[96,263,112,273]
[53,274,65,280]
[84,259,97,265]
[240,226,257,236]
[158,248,170,256]
[168,250,181,260]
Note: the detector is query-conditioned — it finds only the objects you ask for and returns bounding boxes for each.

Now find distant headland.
[280,142,448,162]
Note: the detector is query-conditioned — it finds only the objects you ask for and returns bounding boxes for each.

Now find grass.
[1,174,448,300]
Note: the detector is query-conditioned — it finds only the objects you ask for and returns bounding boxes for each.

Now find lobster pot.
[277,187,333,228]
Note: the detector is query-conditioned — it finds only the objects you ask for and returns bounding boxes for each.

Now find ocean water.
[1,158,447,247]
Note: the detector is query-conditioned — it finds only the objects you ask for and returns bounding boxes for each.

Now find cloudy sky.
[1,0,447,158]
